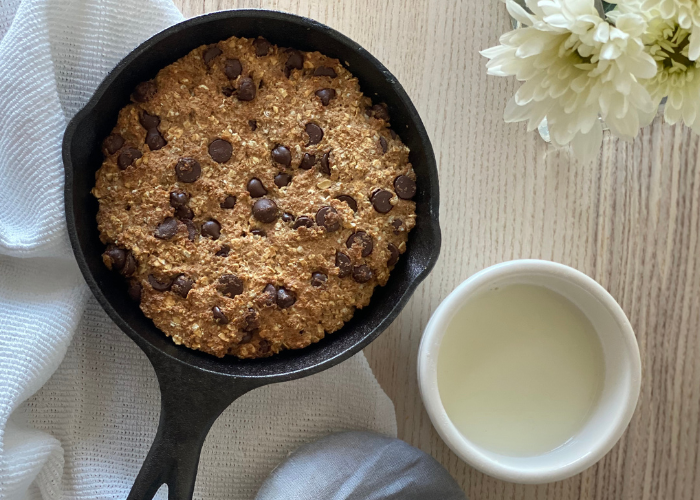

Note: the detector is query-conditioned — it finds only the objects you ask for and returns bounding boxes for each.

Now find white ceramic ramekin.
[418,260,641,484]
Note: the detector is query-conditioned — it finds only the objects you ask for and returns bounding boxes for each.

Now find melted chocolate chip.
[201,220,221,239]
[127,279,142,302]
[315,88,336,106]
[271,145,292,166]
[352,265,373,283]
[220,195,237,209]
[171,274,194,298]
[103,134,124,154]
[313,66,337,77]
[391,219,403,234]
[169,191,189,207]
[132,80,157,102]
[237,76,256,101]
[155,217,179,240]
[222,86,234,97]
[380,136,388,154]
[203,46,222,64]
[299,153,316,170]
[262,284,277,306]
[319,151,331,175]
[305,123,324,145]
[175,158,201,183]
[247,178,267,198]
[394,175,417,199]
[148,274,173,292]
[184,219,198,241]
[252,199,278,223]
[316,206,340,232]
[224,58,242,79]
[218,274,243,298]
[139,111,160,130]
[274,172,292,187]
[146,129,167,151]
[335,195,358,212]
[347,231,373,257]
[371,189,394,213]
[277,287,296,308]
[387,243,400,267]
[117,148,142,170]
[242,308,260,332]
[215,245,230,257]
[103,245,126,271]
[293,216,313,229]
[258,339,271,354]
[284,50,303,77]
[282,212,295,223]
[311,272,327,287]
[121,253,137,277]
[253,37,271,57]
[251,229,266,237]
[212,306,229,324]
[208,138,233,163]
[175,205,194,220]
[335,252,352,278]
[248,119,257,131]
[371,103,390,121]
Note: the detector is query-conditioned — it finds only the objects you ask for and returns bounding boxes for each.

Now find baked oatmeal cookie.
[93,36,417,358]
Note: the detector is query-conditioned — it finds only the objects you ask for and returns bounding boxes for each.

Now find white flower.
[641,0,700,60]
[482,0,657,160]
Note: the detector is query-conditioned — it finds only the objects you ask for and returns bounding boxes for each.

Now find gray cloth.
[255,431,467,500]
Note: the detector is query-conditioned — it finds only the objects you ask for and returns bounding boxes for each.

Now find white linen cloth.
[0,1,397,499]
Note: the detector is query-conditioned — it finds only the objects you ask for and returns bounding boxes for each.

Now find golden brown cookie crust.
[93,36,416,359]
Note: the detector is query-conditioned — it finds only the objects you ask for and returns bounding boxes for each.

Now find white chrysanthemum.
[641,0,700,60]
[482,0,657,160]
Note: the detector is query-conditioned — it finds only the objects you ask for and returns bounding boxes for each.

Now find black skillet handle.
[127,349,259,500]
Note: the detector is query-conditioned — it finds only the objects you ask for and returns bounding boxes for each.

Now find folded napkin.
[0,1,397,499]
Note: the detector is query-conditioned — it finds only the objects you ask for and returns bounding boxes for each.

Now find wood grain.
[173,1,700,498]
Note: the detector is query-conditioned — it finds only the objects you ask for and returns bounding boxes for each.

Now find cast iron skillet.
[63,9,440,500]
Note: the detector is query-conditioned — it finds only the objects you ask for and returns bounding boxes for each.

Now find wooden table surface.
[173,1,700,498]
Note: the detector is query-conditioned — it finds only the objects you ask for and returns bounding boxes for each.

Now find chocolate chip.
[224,58,242,79]
[240,331,253,343]
[222,86,234,97]
[262,283,277,306]
[315,88,336,106]
[209,139,233,163]
[293,215,313,229]
[148,274,173,292]
[335,195,358,212]
[319,151,331,174]
[184,219,198,241]
[212,306,229,324]
[371,189,393,213]
[316,206,340,232]
[271,145,291,166]
[174,205,194,220]
[218,274,243,298]
[305,123,324,145]
[127,279,142,302]
[201,220,221,239]
[103,245,126,271]
[175,158,201,183]
[380,137,388,154]
[139,111,160,130]
[169,191,189,207]
[284,50,303,77]
[391,218,403,234]
[247,178,267,198]
[117,148,142,170]
[237,76,256,101]
[146,129,166,151]
[282,212,295,222]
[387,243,400,266]
[335,252,352,278]
[220,195,237,209]
[352,265,372,283]
[251,229,266,237]
[132,80,157,102]
[258,79,264,89]
[155,217,179,239]
[299,153,316,170]
[394,175,417,199]
[347,231,373,257]
[258,339,271,354]
[252,198,278,223]
[249,119,257,131]
[172,274,194,298]
[277,287,296,308]
[203,46,222,64]
[371,103,390,121]
[313,66,337,77]
[274,173,292,187]
[311,272,327,287]
[215,245,230,257]
[242,308,260,332]
[253,37,271,57]
[121,253,137,277]
[103,134,124,155]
